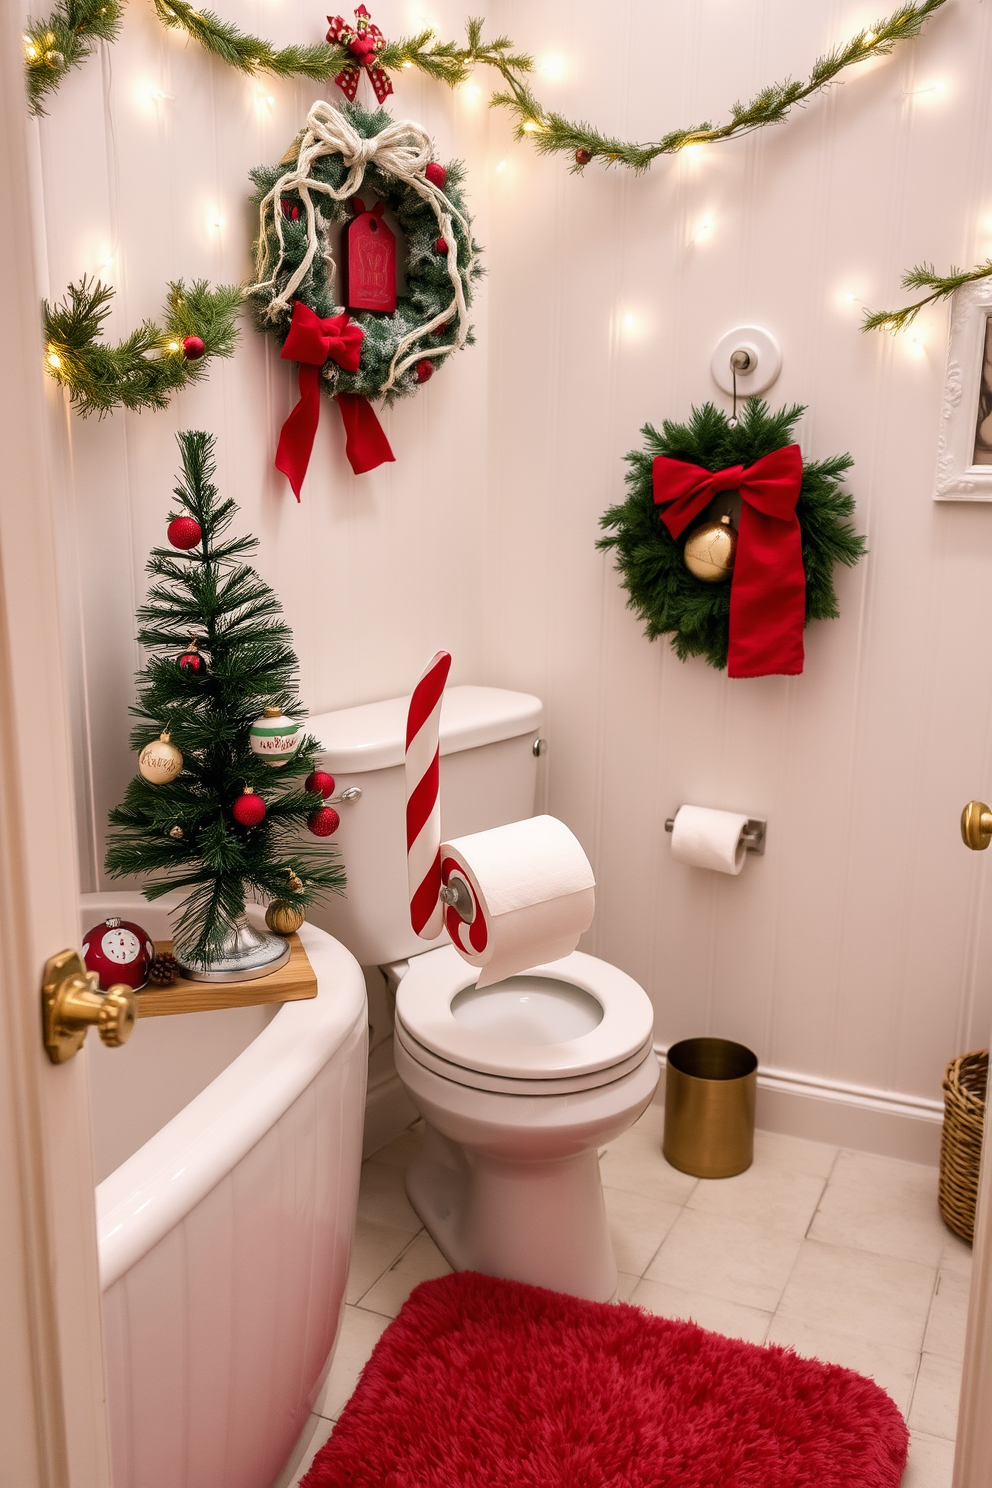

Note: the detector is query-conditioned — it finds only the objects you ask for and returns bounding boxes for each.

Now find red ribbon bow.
[653,445,806,678]
[325,5,393,103]
[275,301,394,498]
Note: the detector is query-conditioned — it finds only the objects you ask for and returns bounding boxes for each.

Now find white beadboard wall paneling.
[36,0,491,892]
[484,0,992,1133]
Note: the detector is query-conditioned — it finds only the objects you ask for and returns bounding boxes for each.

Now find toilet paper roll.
[440,815,596,989]
[670,805,750,875]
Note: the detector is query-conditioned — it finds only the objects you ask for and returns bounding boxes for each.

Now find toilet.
[308,685,659,1301]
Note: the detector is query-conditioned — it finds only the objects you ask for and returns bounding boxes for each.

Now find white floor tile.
[939,1229,973,1279]
[357,1232,452,1319]
[909,1353,964,1441]
[356,1159,423,1234]
[597,1137,699,1205]
[809,1169,946,1266]
[752,1130,838,1178]
[314,1305,392,1421]
[613,1272,640,1303]
[764,1314,920,1415]
[271,1413,336,1488]
[924,1269,971,1360]
[776,1239,936,1352]
[601,1185,683,1275]
[687,1164,826,1238]
[345,1220,416,1305]
[369,1122,424,1169]
[828,1150,940,1202]
[644,1208,802,1312]
[902,1431,956,1488]
[630,1276,772,1345]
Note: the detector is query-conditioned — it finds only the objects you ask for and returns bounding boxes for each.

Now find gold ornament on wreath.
[683,513,738,584]
[266,900,306,935]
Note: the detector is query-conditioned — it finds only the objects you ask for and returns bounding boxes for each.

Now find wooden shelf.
[135,936,317,1018]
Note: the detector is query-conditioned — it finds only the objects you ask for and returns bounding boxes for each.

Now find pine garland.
[598,401,866,672]
[43,277,240,416]
[24,0,124,115]
[863,260,992,334]
[247,103,482,403]
[23,3,946,177]
[105,431,345,962]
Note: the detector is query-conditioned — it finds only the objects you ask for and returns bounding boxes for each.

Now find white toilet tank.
[307,686,544,966]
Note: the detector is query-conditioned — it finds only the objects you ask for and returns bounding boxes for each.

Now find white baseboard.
[653,1044,944,1166]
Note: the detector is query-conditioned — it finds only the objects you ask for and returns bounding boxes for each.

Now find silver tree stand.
[175,914,290,982]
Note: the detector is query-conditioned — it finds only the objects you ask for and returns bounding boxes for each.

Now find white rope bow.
[247,101,475,393]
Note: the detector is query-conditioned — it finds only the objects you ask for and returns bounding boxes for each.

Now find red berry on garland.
[415,359,434,383]
[178,640,206,674]
[433,236,448,256]
[167,515,202,550]
[432,321,452,338]
[182,336,206,361]
[232,786,266,827]
[575,148,592,166]
[305,770,336,798]
[280,198,300,221]
[307,805,340,837]
[425,162,448,189]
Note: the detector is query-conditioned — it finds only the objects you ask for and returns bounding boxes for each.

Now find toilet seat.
[393,945,655,1081]
[394,1014,655,1094]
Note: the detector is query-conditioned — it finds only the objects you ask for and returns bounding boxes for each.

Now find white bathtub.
[84,893,367,1488]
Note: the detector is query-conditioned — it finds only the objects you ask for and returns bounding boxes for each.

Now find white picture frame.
[935,278,992,501]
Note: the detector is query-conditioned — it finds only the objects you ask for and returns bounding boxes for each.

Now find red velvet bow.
[653,445,806,678]
[326,5,393,103]
[275,301,394,498]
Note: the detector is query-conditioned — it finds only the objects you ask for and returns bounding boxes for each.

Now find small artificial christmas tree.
[105,430,344,973]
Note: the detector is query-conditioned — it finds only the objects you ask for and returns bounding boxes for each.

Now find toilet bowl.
[390,944,659,1301]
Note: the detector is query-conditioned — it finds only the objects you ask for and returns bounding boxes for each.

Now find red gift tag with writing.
[346,199,397,313]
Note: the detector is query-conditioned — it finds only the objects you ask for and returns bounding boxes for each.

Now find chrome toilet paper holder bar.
[664,813,767,856]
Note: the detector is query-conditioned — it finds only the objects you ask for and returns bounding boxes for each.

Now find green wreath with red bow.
[598,401,866,678]
[246,99,482,498]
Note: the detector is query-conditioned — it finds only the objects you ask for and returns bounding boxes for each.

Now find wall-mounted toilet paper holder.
[665,814,767,855]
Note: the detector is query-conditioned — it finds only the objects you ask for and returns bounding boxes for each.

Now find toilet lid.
[393,946,655,1079]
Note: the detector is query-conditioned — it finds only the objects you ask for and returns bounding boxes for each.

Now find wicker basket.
[938,1049,989,1244]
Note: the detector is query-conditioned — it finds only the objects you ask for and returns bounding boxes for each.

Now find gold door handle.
[961,800,992,851]
[41,949,137,1065]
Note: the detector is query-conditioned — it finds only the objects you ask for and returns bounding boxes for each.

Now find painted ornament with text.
[246,99,481,498]
[599,400,866,677]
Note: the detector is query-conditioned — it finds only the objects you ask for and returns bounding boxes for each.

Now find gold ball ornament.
[265,900,305,935]
[683,514,737,584]
[138,731,184,784]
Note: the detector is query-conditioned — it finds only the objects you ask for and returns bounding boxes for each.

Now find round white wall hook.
[711,325,782,396]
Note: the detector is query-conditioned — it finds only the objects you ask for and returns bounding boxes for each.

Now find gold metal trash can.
[663,1037,758,1178]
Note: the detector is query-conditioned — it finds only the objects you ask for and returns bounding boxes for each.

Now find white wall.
[34,0,992,1157]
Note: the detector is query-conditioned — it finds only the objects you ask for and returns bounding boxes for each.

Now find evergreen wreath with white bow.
[246,99,481,492]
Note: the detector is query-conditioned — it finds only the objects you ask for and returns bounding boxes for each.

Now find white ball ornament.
[138,730,184,784]
[250,706,303,767]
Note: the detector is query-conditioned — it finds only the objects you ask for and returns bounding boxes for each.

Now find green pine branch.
[501,0,948,169]
[43,277,240,417]
[863,259,992,333]
[24,0,124,115]
[105,431,345,962]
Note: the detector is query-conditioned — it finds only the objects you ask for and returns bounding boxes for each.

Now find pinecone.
[147,953,180,986]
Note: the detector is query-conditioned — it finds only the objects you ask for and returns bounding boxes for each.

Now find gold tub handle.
[41,948,137,1064]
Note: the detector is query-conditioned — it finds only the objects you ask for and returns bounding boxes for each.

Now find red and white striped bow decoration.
[405,651,452,940]
[325,5,394,104]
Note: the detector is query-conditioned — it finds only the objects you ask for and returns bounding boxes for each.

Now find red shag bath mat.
[304,1272,908,1487]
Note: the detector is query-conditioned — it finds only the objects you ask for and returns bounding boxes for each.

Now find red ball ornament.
[182,335,205,361]
[307,805,340,837]
[178,641,206,674]
[232,787,266,827]
[433,236,449,256]
[414,359,434,384]
[168,515,202,550]
[83,916,155,991]
[574,148,592,166]
[425,162,448,189]
[305,770,336,798]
